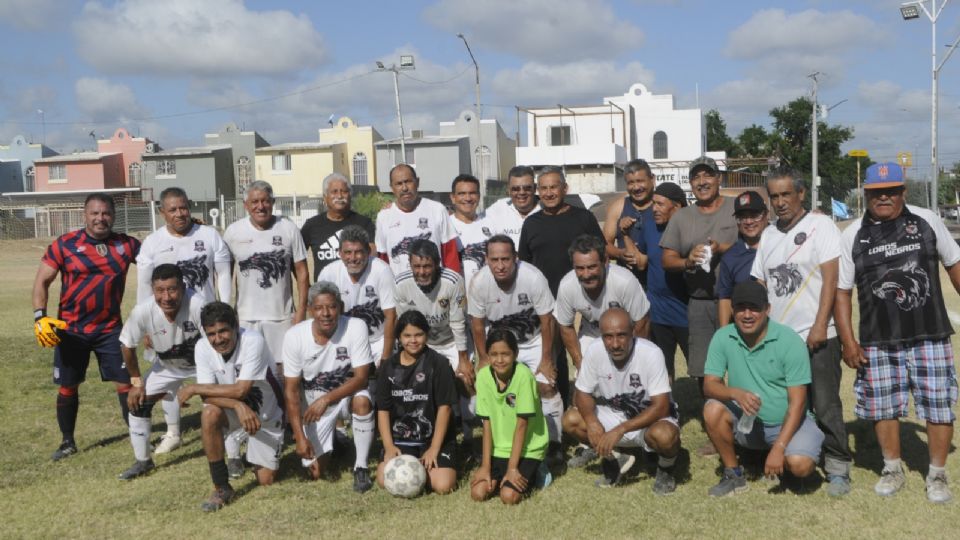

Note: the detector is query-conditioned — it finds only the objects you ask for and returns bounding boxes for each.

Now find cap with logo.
[688,156,719,178]
[731,280,768,308]
[733,190,767,215]
[864,162,904,190]
[654,182,688,207]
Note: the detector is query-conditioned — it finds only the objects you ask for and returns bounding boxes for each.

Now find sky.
[2,0,959,179]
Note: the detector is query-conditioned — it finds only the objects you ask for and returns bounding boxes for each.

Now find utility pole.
[458,33,485,208]
[377,56,416,166]
[809,72,820,211]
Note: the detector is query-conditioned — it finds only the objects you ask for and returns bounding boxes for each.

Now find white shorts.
[517,342,550,385]
[573,335,599,381]
[301,389,371,463]
[596,405,678,453]
[370,336,386,367]
[143,364,194,397]
[240,318,291,373]
[221,408,284,471]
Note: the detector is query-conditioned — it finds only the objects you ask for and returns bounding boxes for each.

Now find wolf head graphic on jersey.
[348,299,385,335]
[871,260,930,311]
[238,249,288,289]
[242,386,264,414]
[768,262,803,297]
[598,389,648,418]
[393,410,434,441]
[155,333,201,370]
[303,364,354,393]
[490,307,539,344]
[391,232,432,258]
[177,254,210,290]
[462,241,487,268]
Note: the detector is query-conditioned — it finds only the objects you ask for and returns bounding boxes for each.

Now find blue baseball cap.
[864,162,904,190]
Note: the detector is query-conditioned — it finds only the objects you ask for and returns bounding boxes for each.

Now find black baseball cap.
[654,182,687,207]
[732,280,768,309]
[733,190,767,215]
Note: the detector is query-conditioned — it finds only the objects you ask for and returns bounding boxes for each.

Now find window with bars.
[128,162,142,186]
[653,131,668,159]
[353,152,368,185]
[157,160,176,176]
[49,164,67,181]
[272,153,291,171]
[237,156,252,188]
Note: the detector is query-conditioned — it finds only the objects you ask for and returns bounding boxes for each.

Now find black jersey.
[375,347,457,447]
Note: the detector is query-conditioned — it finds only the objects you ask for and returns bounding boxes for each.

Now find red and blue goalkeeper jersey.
[41,229,140,334]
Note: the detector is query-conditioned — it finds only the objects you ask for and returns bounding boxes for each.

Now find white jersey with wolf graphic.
[450,213,492,289]
[195,328,283,423]
[576,337,677,421]
[317,257,396,344]
[119,291,206,378]
[468,261,554,350]
[485,198,540,246]
[281,316,374,403]
[555,264,650,339]
[375,198,457,276]
[136,223,232,304]
[394,267,467,350]
[225,217,307,322]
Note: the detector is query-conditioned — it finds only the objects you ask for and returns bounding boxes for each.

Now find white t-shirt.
[119,292,205,377]
[136,223,232,303]
[281,316,374,403]
[450,212,493,289]
[554,264,650,339]
[751,212,841,340]
[194,328,282,423]
[375,198,458,276]
[576,337,677,420]
[224,217,307,322]
[394,267,467,350]
[467,261,554,349]
[485,197,540,246]
[317,257,396,343]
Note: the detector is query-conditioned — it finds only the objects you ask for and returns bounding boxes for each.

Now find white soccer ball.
[383,454,427,498]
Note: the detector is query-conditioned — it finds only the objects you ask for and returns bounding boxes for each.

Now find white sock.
[658,455,677,469]
[928,464,946,478]
[883,458,902,472]
[541,394,564,443]
[225,429,246,460]
[352,412,375,470]
[160,396,180,437]
[129,415,152,461]
[468,395,477,416]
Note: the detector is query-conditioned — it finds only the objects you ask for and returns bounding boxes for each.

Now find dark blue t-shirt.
[716,239,757,299]
[636,208,688,327]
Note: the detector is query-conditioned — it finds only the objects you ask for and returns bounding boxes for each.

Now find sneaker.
[874,467,906,497]
[200,485,235,512]
[51,440,78,462]
[118,459,155,480]
[926,472,953,504]
[595,451,636,488]
[567,444,598,469]
[153,434,181,455]
[826,474,851,498]
[652,466,676,496]
[709,467,748,497]
[353,467,373,493]
[534,460,553,489]
[227,458,244,480]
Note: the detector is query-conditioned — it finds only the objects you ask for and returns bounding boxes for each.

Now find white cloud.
[491,60,655,105]
[74,77,146,122]
[73,0,327,77]
[424,0,643,63]
[0,0,59,30]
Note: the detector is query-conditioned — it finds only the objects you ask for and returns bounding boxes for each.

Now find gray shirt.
[659,196,738,299]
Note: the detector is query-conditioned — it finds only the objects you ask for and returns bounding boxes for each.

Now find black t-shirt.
[300,211,375,280]
[518,205,604,295]
[375,347,457,447]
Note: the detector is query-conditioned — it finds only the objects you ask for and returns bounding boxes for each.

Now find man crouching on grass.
[178,302,284,512]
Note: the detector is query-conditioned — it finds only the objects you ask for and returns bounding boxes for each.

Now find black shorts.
[383,439,457,469]
[491,456,541,494]
[53,329,129,387]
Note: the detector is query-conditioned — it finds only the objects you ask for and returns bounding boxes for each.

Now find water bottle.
[699,243,712,272]
[737,411,756,434]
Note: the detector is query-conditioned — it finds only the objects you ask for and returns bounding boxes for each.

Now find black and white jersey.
[485,197,541,246]
[375,198,457,276]
[450,213,492,289]
[839,205,960,346]
[225,217,307,321]
[467,261,554,350]
[375,348,457,447]
[394,268,467,350]
[136,223,232,304]
[554,264,650,339]
[195,328,283,423]
[119,292,205,376]
[282,316,373,403]
[317,257,396,343]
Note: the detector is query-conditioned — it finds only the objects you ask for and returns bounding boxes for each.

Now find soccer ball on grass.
[383,454,427,498]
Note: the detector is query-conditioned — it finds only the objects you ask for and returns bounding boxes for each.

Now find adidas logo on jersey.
[315,233,341,261]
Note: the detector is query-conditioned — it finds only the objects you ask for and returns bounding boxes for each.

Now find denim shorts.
[717,399,825,461]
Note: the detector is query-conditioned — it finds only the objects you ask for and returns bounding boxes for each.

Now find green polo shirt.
[704,320,811,424]
[475,363,548,461]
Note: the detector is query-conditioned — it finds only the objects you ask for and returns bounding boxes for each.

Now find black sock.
[117,392,130,426]
[209,460,230,488]
[56,392,79,443]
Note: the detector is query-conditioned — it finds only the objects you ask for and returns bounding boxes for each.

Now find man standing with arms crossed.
[603,159,656,284]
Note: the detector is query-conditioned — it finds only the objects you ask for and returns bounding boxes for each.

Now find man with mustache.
[485,165,541,246]
[836,162,960,504]
[603,159,656,285]
[301,173,375,282]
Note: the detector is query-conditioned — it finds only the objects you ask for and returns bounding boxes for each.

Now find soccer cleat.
[153,434,182,455]
[708,467,748,497]
[652,467,677,496]
[51,440,78,462]
[826,474,851,498]
[353,467,373,494]
[227,458,244,480]
[119,459,155,480]
[595,451,635,488]
[874,467,906,497]
[567,444,598,469]
[926,472,953,504]
[200,485,235,512]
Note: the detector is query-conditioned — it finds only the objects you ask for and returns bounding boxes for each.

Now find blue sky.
[2,0,959,178]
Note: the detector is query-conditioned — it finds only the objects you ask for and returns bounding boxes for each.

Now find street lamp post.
[377,56,416,167]
[900,0,960,212]
[457,33,485,209]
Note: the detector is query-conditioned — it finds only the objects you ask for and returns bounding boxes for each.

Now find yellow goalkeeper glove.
[34,313,67,348]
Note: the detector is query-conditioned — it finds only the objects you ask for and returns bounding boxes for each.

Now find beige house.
[318,116,382,188]
[254,142,347,198]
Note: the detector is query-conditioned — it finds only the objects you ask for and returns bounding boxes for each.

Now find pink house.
[33,152,124,192]
[97,127,158,187]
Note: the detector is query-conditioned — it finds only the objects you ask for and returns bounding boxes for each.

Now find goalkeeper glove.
[34,310,67,348]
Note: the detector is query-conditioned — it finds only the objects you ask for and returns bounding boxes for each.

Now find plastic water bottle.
[699,243,712,272]
[737,412,756,434]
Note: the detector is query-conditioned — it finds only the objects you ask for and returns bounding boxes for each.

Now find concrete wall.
[98,128,150,186]
[0,161,22,192]
[375,139,468,193]
[204,123,268,196]
[438,111,517,181]
[35,154,123,192]
[606,83,704,161]
[143,150,233,202]
[255,146,346,197]
[0,135,57,191]
[318,116,382,186]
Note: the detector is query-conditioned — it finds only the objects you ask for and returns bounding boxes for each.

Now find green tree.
[936,161,960,206]
[704,109,740,156]
[737,124,769,157]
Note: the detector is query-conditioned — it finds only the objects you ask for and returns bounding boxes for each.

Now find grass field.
[1,237,958,539]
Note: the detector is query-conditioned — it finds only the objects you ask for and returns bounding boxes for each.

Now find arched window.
[653,131,668,159]
[128,162,142,187]
[474,145,491,180]
[236,156,252,190]
[352,152,368,185]
[25,166,35,191]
